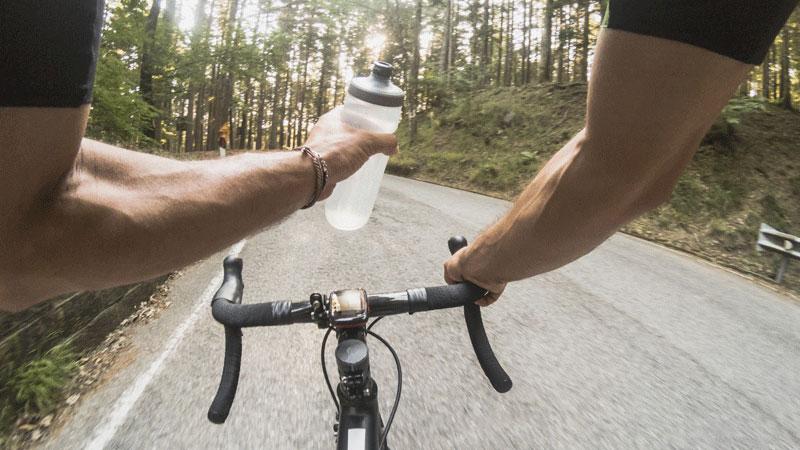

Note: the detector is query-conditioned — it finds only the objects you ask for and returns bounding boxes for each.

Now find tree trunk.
[409,0,422,143]
[504,0,514,86]
[256,81,266,150]
[526,0,534,83]
[738,71,751,97]
[779,25,793,110]
[469,0,480,82]
[480,0,490,84]
[580,0,590,82]
[296,32,311,145]
[187,0,208,151]
[495,1,504,86]
[450,2,457,73]
[206,64,219,149]
[284,61,295,148]
[762,52,771,99]
[540,0,553,82]
[315,28,335,118]
[771,43,778,100]
[240,83,252,149]
[185,91,194,152]
[195,83,206,150]
[269,71,281,149]
[139,0,161,141]
[557,6,565,83]
[441,0,452,83]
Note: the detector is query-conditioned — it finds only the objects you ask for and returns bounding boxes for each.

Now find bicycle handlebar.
[445,236,513,394]
[207,257,244,424]
[207,236,512,424]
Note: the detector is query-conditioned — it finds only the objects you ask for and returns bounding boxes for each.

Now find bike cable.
[367,316,384,330]
[321,327,340,413]
[366,329,402,450]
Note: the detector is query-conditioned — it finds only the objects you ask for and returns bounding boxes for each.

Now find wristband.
[295,146,329,209]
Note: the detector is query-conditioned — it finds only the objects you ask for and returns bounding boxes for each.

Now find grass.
[0,342,78,442]
[11,343,77,415]
[390,84,800,293]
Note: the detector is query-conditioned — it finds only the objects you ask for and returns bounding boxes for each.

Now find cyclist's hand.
[304,107,398,199]
[444,248,506,307]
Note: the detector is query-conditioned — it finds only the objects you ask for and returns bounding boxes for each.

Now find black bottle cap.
[347,61,404,107]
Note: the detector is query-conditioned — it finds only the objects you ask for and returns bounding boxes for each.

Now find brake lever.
[448,236,512,393]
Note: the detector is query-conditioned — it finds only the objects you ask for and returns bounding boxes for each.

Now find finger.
[476,296,496,307]
[443,258,465,284]
[361,131,398,156]
[318,183,335,201]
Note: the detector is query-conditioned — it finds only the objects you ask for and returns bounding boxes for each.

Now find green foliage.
[88,52,158,145]
[702,116,737,151]
[10,343,77,416]
[87,0,156,145]
[790,175,800,197]
[386,154,419,176]
[760,194,791,232]
[439,90,527,136]
[466,159,519,192]
[519,151,537,164]
[669,175,705,217]
[706,178,747,217]
[669,173,747,219]
[723,97,769,116]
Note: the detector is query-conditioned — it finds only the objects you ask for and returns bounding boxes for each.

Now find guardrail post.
[756,223,799,285]
[776,256,790,284]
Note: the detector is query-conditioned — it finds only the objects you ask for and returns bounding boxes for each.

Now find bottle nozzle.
[372,61,393,80]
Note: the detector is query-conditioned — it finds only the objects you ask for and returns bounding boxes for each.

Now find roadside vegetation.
[389,84,800,294]
[0,343,77,447]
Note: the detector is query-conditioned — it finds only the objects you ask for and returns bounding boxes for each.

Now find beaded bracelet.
[295,146,329,209]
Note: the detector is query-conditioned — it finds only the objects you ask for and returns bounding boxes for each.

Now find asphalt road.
[46,175,800,449]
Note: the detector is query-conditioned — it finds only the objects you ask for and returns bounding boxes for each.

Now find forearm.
[448,29,750,299]
[463,129,694,285]
[4,139,314,308]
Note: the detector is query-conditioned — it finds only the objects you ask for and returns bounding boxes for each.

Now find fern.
[11,343,78,415]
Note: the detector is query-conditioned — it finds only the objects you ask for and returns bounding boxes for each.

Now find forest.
[90,0,800,152]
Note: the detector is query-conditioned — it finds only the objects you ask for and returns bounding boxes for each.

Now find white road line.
[85,240,247,450]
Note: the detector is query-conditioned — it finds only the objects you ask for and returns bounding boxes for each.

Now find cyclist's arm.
[445,29,751,304]
[0,107,395,311]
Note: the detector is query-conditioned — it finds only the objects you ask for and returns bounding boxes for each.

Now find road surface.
[47,176,800,449]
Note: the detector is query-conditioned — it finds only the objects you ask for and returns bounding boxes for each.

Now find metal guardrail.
[757,223,800,284]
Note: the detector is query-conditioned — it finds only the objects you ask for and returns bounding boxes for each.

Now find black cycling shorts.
[0,0,104,107]
[605,0,799,65]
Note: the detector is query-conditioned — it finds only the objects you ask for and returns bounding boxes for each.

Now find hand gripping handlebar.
[445,236,512,394]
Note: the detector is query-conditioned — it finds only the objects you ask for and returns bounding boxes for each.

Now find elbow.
[0,251,34,313]
[0,193,78,312]
[631,181,675,215]
[0,230,43,312]
[576,132,695,220]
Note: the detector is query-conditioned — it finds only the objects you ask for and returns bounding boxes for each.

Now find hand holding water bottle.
[304,107,398,201]
[325,61,405,230]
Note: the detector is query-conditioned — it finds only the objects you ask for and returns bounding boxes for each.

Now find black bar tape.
[424,283,487,310]
[208,325,242,424]
[406,287,427,314]
[211,300,293,328]
[464,303,512,393]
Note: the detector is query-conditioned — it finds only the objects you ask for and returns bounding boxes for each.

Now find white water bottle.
[325,61,404,231]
